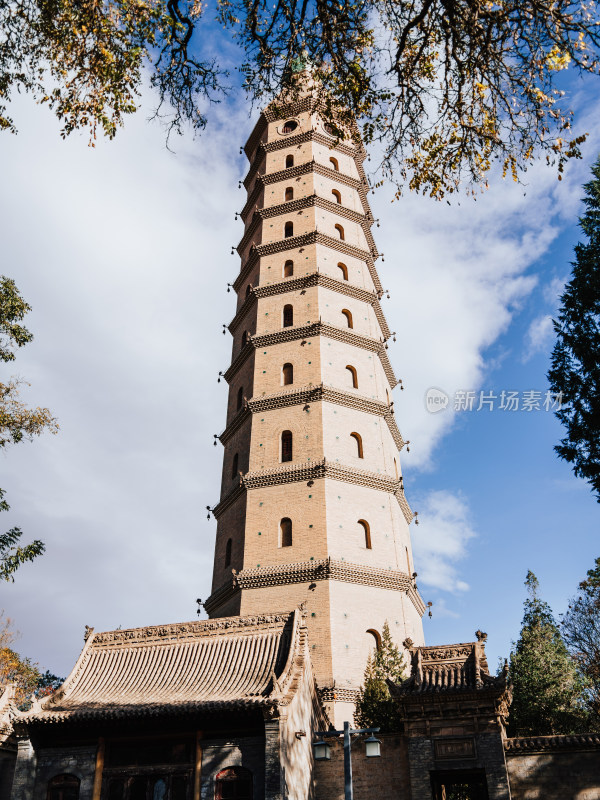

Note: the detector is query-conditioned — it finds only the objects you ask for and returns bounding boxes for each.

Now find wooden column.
[92,737,105,800]
[194,731,203,800]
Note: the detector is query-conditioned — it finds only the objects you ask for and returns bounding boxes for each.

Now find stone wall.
[0,745,17,799]
[200,736,265,800]
[505,735,600,800]
[14,743,98,800]
[313,733,410,800]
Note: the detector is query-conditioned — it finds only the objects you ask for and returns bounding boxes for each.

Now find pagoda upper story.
[205,92,425,725]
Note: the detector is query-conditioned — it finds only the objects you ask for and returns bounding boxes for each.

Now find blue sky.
[0,35,598,678]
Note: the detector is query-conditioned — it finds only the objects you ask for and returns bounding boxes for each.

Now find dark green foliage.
[0,489,45,582]
[562,557,600,724]
[0,276,33,362]
[354,622,405,732]
[508,571,588,736]
[548,157,600,501]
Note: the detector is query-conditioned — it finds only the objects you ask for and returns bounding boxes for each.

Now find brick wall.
[506,739,600,800]
[314,733,410,800]
[27,744,97,800]
[201,736,265,800]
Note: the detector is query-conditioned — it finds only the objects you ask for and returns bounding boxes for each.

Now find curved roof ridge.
[19,611,307,725]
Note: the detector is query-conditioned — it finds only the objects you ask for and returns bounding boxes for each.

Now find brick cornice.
[223,322,398,387]
[237,195,377,258]
[243,97,315,159]
[318,687,361,703]
[213,458,413,524]
[222,340,253,384]
[243,128,368,194]
[205,557,425,617]
[262,128,366,160]
[241,182,263,220]
[242,160,371,223]
[229,273,390,340]
[232,231,383,296]
[219,384,405,451]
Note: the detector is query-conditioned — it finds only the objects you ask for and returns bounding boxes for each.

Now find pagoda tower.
[204,93,425,725]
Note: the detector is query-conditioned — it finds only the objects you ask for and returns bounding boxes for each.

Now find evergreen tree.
[562,557,600,724]
[548,157,600,501]
[508,571,587,736]
[354,622,406,732]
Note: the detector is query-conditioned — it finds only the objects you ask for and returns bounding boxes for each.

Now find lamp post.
[313,722,381,800]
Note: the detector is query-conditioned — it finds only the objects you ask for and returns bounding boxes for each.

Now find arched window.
[236,386,244,410]
[215,767,253,800]
[241,331,248,348]
[231,453,239,479]
[286,154,294,168]
[345,365,358,389]
[350,432,363,458]
[225,538,232,567]
[337,262,348,281]
[282,120,298,134]
[283,259,294,277]
[280,518,293,548]
[283,304,293,327]
[334,224,345,240]
[47,775,80,800]
[282,363,293,385]
[394,458,399,480]
[285,187,294,201]
[358,519,372,549]
[284,221,294,238]
[245,284,252,297]
[330,156,339,171]
[332,189,342,204]
[281,430,293,462]
[406,546,411,575]
[341,309,353,329]
[367,629,382,650]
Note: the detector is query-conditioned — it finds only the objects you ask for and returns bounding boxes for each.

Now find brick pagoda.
[204,90,425,725]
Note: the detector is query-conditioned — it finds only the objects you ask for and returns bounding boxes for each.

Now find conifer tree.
[508,571,587,736]
[354,622,406,732]
[562,557,600,724]
[548,157,600,501]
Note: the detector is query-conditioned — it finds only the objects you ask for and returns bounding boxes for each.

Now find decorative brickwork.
[238,195,377,257]
[219,384,404,450]
[213,459,413,524]
[223,322,397,386]
[204,558,425,618]
[229,273,390,339]
[232,235,382,295]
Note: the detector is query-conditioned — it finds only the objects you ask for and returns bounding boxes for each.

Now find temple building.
[3,91,600,800]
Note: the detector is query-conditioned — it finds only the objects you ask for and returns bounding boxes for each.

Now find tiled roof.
[21,610,308,724]
[505,734,600,753]
[392,637,507,695]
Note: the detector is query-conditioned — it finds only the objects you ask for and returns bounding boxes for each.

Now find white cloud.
[543,276,567,305]
[1,81,599,674]
[411,491,476,593]
[523,314,555,362]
